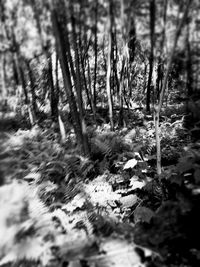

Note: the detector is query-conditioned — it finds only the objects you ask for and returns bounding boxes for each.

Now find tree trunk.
[186,22,193,96]
[14,53,36,125]
[155,0,192,175]
[70,2,90,155]
[113,17,120,101]
[31,0,58,121]
[0,54,6,99]
[13,53,28,104]
[25,60,38,119]
[118,63,125,127]
[156,60,163,100]
[143,62,148,94]
[87,56,96,114]
[51,7,90,155]
[156,0,167,102]
[118,0,126,127]
[146,0,155,113]
[158,0,192,113]
[78,2,96,119]
[154,106,161,174]
[81,54,96,122]
[49,53,59,121]
[106,0,114,130]
[55,52,60,104]
[93,0,98,107]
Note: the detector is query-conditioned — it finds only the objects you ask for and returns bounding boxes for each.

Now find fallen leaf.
[123,159,137,170]
[119,195,138,208]
[130,179,146,190]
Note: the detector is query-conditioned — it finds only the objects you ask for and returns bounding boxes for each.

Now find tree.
[50,1,90,155]
[146,0,155,113]
[31,0,59,121]
[93,0,98,108]
[155,0,192,175]
[106,0,114,130]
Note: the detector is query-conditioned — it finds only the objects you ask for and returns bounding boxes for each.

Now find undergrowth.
[0,107,199,267]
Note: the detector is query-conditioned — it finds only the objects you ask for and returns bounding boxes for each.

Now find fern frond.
[90,138,112,161]
[0,181,53,265]
[80,159,96,179]
[64,182,83,202]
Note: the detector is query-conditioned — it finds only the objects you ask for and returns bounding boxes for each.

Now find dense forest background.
[0,0,200,266]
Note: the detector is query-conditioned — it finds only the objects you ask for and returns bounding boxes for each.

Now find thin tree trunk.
[78,3,96,118]
[156,61,163,100]
[93,0,98,107]
[119,62,125,127]
[70,3,83,113]
[51,7,84,151]
[186,22,193,96]
[102,33,107,73]
[158,0,192,113]
[15,54,36,125]
[155,0,192,175]
[25,60,38,118]
[0,53,6,99]
[156,0,167,102]
[49,54,59,120]
[112,17,119,100]
[13,53,28,104]
[143,62,148,94]
[118,0,125,126]
[62,18,77,90]
[77,7,91,111]
[87,56,97,117]
[55,52,60,103]
[154,107,161,174]
[70,2,90,155]
[146,0,155,113]
[106,0,114,130]
[81,54,96,122]
[32,0,58,121]
[11,26,29,105]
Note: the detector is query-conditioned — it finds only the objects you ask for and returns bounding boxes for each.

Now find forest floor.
[0,106,200,267]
